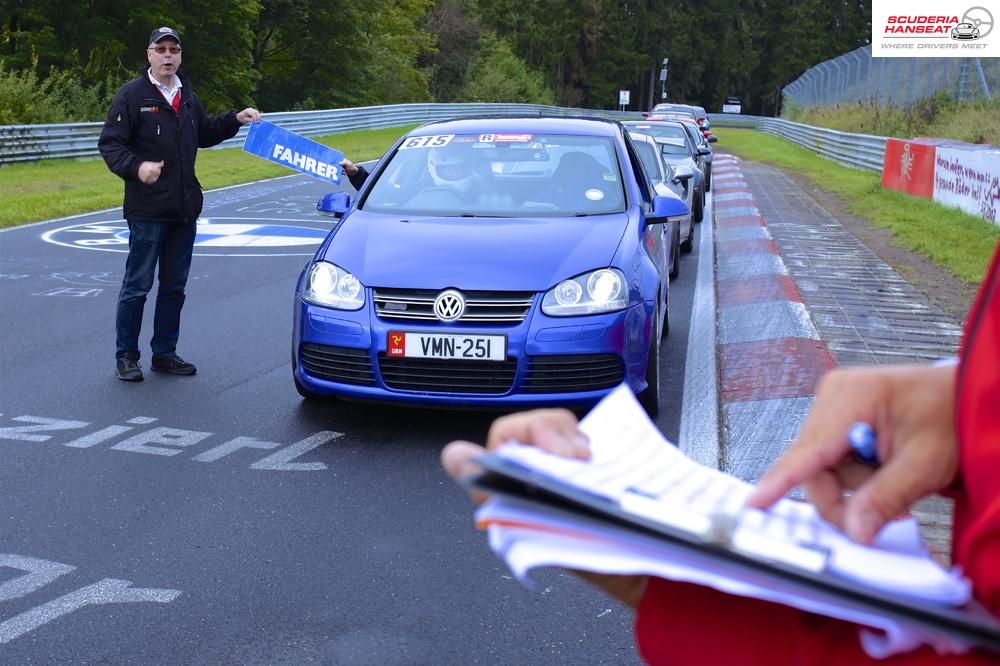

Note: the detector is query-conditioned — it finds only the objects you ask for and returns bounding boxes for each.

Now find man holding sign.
[99,26,260,382]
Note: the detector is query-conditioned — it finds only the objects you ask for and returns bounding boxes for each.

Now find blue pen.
[848,422,879,465]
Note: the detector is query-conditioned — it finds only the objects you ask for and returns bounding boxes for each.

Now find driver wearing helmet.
[427,143,488,193]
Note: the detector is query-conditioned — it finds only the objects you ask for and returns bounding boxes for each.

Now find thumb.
[441,441,490,505]
[441,441,485,481]
[156,161,164,167]
[844,457,925,544]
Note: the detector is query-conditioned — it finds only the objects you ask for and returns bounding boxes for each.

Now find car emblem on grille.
[434,290,465,321]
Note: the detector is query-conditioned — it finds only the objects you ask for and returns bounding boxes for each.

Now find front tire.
[693,185,705,223]
[669,225,681,280]
[639,309,662,417]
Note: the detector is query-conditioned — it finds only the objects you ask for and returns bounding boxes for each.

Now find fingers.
[843,444,942,543]
[339,159,358,176]
[746,368,877,510]
[237,108,261,124]
[138,161,164,185]
[441,441,491,505]
[746,437,846,510]
[485,409,589,459]
[441,441,485,480]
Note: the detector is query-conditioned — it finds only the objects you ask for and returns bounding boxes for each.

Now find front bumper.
[293,296,653,408]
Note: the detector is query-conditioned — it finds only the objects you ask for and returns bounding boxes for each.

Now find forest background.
[0,0,870,125]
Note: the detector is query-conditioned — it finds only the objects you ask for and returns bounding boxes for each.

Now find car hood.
[320,210,631,291]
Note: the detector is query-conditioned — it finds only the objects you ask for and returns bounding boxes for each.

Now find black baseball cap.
[149,27,181,47]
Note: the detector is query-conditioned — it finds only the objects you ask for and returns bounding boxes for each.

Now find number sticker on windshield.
[398,134,454,150]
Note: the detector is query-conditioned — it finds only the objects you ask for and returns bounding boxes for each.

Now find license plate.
[387,331,506,361]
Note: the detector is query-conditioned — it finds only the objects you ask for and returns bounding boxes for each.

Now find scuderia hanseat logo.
[873,2,997,56]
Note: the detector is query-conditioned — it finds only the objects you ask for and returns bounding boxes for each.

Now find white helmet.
[428,145,477,192]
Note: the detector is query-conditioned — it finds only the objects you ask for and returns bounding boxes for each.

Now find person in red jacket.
[442,240,1000,664]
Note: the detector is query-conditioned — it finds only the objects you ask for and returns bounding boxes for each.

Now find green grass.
[0,125,416,229]
[713,127,1000,285]
[785,97,1000,146]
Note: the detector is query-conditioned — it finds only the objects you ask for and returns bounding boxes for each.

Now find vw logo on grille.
[433,290,466,321]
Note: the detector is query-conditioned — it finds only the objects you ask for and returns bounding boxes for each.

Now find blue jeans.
[115,220,196,359]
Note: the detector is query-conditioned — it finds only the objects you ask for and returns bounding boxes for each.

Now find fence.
[708,114,886,171]
[783,44,998,109]
[0,103,644,165]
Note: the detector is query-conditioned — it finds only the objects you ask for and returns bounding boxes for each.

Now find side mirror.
[706,134,718,144]
[641,111,649,118]
[671,165,695,184]
[649,194,689,223]
[317,191,352,219]
[697,146,712,156]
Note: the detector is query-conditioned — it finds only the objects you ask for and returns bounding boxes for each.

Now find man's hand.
[137,160,164,185]
[442,409,648,608]
[339,159,359,177]
[746,364,959,544]
[236,108,261,125]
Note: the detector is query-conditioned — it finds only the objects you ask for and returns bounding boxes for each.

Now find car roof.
[408,116,622,138]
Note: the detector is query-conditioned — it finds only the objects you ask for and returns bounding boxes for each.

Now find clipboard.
[470,452,1000,653]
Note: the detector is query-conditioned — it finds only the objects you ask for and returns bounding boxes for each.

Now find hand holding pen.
[746,364,960,544]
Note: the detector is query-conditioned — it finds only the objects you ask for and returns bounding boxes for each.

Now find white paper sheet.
[482,384,974,657]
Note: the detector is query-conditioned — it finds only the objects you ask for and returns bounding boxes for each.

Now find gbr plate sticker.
[398,134,453,149]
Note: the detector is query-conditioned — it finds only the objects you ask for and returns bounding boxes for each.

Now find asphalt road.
[0,173,708,664]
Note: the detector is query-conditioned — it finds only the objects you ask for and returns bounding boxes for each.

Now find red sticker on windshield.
[479,134,533,142]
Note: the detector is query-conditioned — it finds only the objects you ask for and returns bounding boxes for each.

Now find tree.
[463,32,554,104]
[421,0,483,102]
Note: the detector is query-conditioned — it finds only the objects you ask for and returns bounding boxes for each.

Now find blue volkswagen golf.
[292,117,688,415]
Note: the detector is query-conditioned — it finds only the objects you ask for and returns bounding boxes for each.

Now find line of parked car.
[291,105,716,416]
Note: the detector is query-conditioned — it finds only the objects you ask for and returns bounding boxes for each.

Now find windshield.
[657,139,691,157]
[652,104,696,119]
[631,139,664,183]
[362,133,626,217]
[625,123,688,141]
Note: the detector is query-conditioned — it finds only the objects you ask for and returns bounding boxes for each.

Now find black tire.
[680,224,693,254]
[639,308,662,417]
[661,288,670,339]
[693,185,705,223]
[705,164,712,192]
[668,225,680,280]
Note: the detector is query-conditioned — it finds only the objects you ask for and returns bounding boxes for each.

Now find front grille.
[373,288,534,324]
[378,354,516,394]
[300,343,375,386]
[523,354,624,393]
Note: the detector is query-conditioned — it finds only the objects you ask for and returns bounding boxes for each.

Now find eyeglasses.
[151,45,181,54]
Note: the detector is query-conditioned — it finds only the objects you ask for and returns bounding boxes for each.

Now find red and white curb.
[711,155,836,480]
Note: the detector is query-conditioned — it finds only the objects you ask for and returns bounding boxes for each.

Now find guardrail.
[0,103,645,165]
[1,105,889,172]
[707,113,886,172]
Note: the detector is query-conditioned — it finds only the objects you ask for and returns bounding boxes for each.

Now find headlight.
[542,268,627,316]
[303,261,365,310]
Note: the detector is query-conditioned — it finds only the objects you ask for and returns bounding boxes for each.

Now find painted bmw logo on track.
[42,217,329,256]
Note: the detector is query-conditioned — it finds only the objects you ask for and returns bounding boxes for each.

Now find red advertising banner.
[881,139,937,198]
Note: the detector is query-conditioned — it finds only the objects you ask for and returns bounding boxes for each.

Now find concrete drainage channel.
[711,155,961,559]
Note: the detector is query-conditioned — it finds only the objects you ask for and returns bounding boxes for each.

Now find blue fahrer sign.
[243,120,344,184]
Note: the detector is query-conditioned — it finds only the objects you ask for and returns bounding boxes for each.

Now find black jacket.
[98,68,241,223]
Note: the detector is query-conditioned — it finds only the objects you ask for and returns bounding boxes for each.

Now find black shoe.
[116,356,144,382]
[151,354,197,375]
